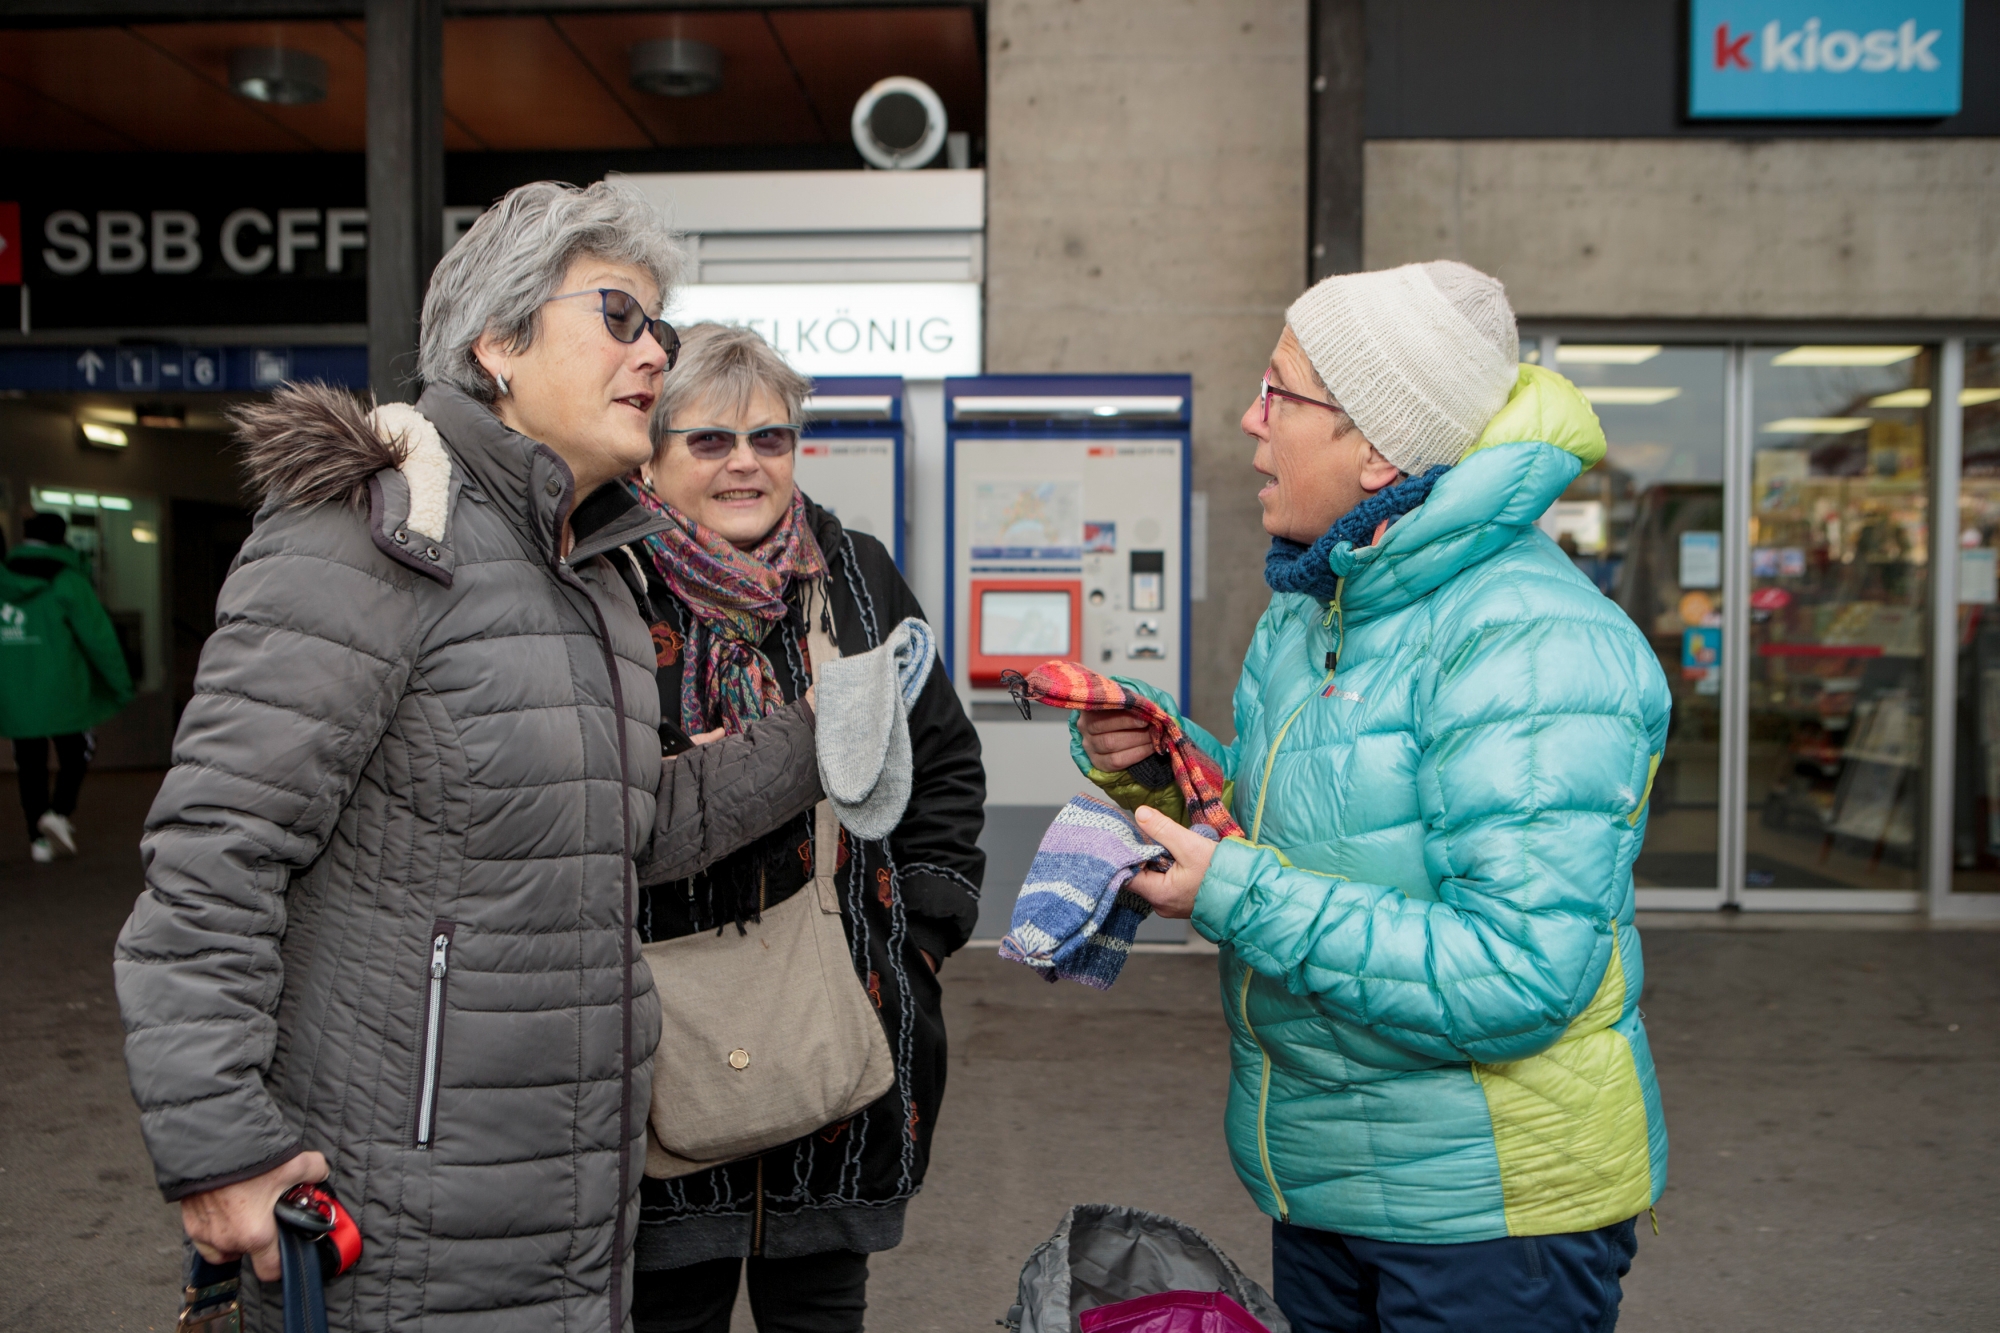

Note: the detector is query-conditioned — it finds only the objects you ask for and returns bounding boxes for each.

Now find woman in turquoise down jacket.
[1075,262,1671,1333]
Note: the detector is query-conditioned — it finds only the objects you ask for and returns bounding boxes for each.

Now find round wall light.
[630,39,723,97]
[851,76,948,170]
[228,47,328,105]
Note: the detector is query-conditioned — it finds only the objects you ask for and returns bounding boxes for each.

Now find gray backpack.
[1002,1204,1291,1333]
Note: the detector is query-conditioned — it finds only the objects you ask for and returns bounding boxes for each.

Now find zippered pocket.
[1236,961,1289,1224]
[414,919,456,1148]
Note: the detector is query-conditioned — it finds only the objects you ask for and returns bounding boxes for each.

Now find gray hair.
[654,323,814,436]
[419,178,687,402]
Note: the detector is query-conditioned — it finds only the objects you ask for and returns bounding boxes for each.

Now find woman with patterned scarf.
[573,322,986,1333]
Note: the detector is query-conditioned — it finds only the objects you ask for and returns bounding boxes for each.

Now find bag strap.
[803,580,842,915]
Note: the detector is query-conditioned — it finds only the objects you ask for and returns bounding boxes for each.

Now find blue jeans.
[1271,1216,1639,1333]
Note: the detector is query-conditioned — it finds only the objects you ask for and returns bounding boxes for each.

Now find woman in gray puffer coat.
[114,179,824,1332]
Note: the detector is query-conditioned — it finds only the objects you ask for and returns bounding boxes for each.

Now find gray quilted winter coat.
[113,383,822,1332]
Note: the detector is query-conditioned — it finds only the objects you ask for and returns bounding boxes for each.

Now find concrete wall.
[984,0,1308,738]
[1366,138,2000,320]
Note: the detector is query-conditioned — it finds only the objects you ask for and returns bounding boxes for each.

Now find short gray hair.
[654,323,814,435]
[419,178,687,402]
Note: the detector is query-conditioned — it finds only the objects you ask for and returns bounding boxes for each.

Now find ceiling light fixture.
[1580,386,1682,406]
[80,421,129,448]
[630,39,723,97]
[228,47,329,106]
[1772,345,1920,367]
[1557,345,1662,365]
[1869,389,1930,408]
[1869,388,2000,408]
[1762,417,1872,434]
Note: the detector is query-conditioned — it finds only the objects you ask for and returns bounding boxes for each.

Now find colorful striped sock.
[999,794,1218,990]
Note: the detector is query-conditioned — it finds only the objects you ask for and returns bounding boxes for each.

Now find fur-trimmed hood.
[232,381,457,586]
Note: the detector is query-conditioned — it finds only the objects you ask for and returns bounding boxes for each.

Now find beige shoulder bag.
[642,581,896,1179]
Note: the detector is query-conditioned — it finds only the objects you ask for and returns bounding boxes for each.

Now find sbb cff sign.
[42,208,374,277]
[38,206,478,279]
[18,187,367,329]
[3,154,489,331]
[1690,0,1963,117]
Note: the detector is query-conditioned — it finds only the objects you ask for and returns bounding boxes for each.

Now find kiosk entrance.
[944,374,1193,939]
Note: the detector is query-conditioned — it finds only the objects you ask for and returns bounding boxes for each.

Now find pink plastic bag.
[1079,1290,1272,1333]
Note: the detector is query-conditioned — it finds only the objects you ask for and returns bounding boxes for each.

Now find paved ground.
[2,771,1995,1331]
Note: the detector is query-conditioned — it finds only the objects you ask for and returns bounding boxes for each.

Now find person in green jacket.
[1075,262,1671,1332]
[1,511,135,863]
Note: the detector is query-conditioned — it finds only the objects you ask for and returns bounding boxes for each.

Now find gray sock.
[815,618,935,841]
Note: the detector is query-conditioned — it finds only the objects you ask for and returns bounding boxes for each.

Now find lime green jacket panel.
[0,543,136,739]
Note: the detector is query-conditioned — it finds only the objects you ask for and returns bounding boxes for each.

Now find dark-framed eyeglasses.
[663,425,802,460]
[544,288,681,369]
[1260,373,1343,424]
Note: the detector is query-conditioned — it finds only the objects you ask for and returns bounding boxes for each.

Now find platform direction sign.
[0,344,364,393]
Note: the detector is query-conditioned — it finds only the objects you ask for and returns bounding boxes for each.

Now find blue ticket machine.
[943,374,1194,941]
[796,376,906,568]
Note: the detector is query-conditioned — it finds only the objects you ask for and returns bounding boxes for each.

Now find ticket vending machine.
[796,376,906,566]
[944,374,1193,941]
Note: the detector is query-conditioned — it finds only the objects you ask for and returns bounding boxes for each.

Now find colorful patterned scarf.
[624,482,828,734]
[1003,662,1243,838]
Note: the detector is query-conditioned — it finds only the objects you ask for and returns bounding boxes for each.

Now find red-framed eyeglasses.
[1260,374,1343,424]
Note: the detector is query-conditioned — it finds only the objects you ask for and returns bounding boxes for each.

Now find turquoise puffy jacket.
[1074,366,1671,1243]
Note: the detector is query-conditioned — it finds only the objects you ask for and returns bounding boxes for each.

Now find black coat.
[613,495,986,1260]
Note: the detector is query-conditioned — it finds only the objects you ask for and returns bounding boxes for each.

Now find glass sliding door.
[1551,344,1729,898]
[1743,345,1934,898]
[1949,341,2000,896]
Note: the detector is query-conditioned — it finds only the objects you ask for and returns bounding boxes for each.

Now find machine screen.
[979,590,1073,657]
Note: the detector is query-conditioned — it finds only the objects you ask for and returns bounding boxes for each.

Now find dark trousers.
[1272,1216,1639,1333]
[632,1250,868,1333]
[14,734,90,840]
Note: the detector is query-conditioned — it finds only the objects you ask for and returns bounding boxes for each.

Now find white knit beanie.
[1285,260,1519,474]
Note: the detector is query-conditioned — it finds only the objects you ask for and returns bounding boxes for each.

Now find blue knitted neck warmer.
[1263,464,1451,601]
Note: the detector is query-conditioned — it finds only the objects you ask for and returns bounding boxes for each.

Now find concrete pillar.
[985,0,1309,737]
[1309,0,1365,282]
[366,0,445,402]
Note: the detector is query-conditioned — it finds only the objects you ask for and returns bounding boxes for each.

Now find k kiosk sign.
[1691,0,1964,117]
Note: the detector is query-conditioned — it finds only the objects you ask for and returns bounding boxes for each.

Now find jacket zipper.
[1232,593,1342,1222]
[416,921,455,1147]
[553,543,639,1324]
[1248,587,1342,845]
[1238,965,1289,1223]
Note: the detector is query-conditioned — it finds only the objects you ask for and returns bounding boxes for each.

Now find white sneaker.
[37,811,77,855]
[29,838,54,864]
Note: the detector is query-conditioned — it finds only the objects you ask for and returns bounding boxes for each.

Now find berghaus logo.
[1713,17,1942,71]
